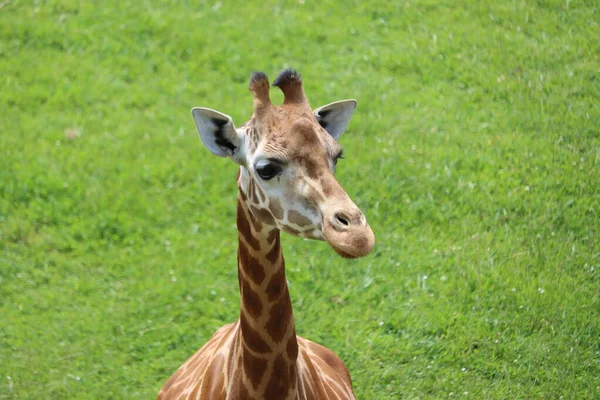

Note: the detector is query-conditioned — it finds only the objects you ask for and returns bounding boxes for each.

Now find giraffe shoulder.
[157,322,238,399]
[302,339,352,380]
[297,336,356,399]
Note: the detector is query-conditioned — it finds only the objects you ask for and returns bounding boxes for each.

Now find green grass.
[1,0,599,398]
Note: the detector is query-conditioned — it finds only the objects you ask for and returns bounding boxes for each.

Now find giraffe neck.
[235,185,298,399]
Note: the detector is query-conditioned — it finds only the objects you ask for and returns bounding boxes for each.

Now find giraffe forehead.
[258,119,340,161]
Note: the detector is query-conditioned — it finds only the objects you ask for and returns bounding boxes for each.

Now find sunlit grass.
[1,1,598,398]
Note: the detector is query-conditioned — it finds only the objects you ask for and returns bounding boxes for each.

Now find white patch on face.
[238,167,250,194]
[239,146,331,240]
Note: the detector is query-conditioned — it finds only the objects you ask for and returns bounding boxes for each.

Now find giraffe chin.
[324,224,376,259]
[331,246,360,259]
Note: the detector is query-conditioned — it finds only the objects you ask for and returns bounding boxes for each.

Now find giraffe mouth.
[323,221,375,259]
[331,246,360,259]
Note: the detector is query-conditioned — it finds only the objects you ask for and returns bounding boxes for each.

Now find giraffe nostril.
[334,213,350,227]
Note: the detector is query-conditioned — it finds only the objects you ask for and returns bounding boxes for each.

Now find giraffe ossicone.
[158,69,375,400]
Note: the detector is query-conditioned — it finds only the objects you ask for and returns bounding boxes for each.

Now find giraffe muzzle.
[323,207,375,258]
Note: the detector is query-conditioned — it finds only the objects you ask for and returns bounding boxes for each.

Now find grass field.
[1,0,599,398]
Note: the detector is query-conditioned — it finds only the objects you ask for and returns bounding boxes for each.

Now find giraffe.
[157,69,375,400]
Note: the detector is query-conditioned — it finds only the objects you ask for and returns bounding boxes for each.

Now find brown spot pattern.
[243,347,268,390]
[241,278,262,319]
[265,266,285,302]
[248,209,263,232]
[282,225,302,236]
[250,205,275,226]
[239,313,271,354]
[266,229,278,245]
[287,210,313,227]
[264,355,293,399]
[238,245,265,286]
[265,287,293,344]
[237,200,260,251]
[265,237,281,265]
[269,198,284,219]
[286,335,298,360]
[255,182,266,203]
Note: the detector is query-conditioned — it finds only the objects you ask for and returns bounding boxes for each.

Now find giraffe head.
[192,69,374,258]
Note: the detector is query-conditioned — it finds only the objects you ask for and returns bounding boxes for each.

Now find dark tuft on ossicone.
[250,71,268,86]
[249,71,270,92]
[272,68,307,105]
[273,68,302,88]
[249,71,272,112]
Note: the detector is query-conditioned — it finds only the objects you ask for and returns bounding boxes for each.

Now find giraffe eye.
[255,160,282,180]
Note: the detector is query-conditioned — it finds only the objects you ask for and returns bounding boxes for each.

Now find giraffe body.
[159,323,355,400]
[158,69,374,400]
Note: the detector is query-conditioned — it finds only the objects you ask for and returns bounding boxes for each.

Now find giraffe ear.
[192,107,243,158]
[313,99,357,140]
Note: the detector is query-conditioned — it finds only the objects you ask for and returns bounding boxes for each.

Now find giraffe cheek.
[287,210,313,228]
[282,225,302,236]
[250,205,276,226]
